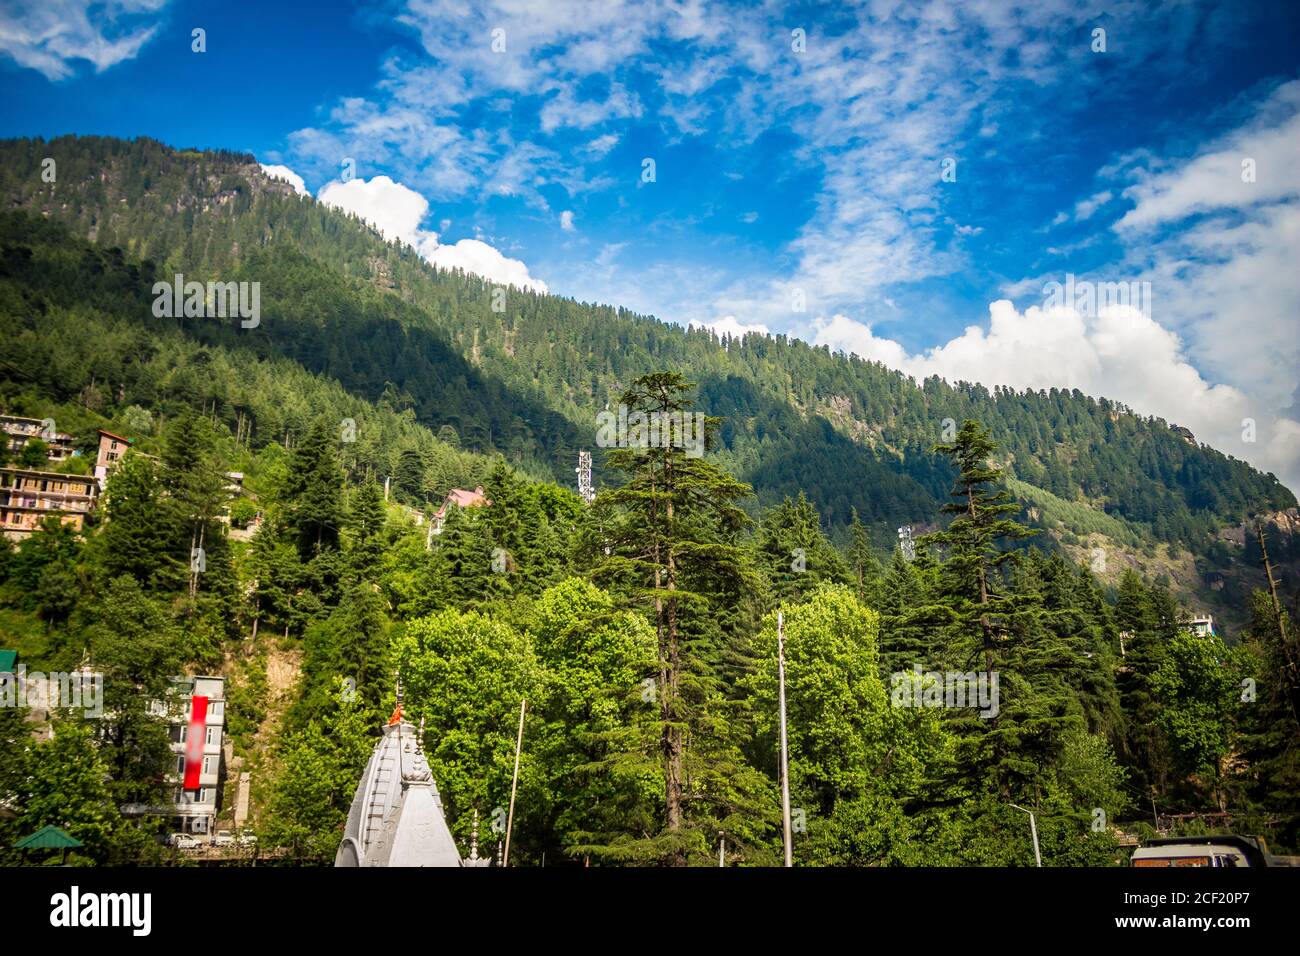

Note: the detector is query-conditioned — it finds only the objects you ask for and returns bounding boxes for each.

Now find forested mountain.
[1,135,1298,867]
[0,135,1294,629]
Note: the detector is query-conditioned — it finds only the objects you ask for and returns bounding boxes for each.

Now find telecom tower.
[897,525,915,562]
[576,451,595,503]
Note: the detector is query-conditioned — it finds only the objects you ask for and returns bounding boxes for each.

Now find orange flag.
[387,704,402,726]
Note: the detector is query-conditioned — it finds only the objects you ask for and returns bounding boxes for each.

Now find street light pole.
[1009,803,1042,867]
[503,698,526,867]
[777,611,793,868]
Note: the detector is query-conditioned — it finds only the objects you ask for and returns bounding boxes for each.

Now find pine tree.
[925,419,1039,674]
[160,412,231,597]
[592,372,759,865]
[347,478,387,578]
[754,493,849,606]
[1238,590,1300,848]
[848,506,882,607]
[283,419,344,557]
[923,419,1062,797]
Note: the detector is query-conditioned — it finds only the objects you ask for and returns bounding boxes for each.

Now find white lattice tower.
[577,451,595,503]
[898,525,915,562]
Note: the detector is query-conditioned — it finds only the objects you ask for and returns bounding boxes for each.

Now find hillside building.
[431,485,491,535]
[0,467,97,540]
[137,676,227,838]
[1,415,77,462]
[94,429,135,489]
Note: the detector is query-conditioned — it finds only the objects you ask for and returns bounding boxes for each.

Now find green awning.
[14,825,83,850]
[0,650,15,673]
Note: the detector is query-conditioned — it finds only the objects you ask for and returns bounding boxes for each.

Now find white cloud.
[274,0,1293,495]
[691,315,771,340]
[813,301,1300,492]
[316,174,547,293]
[539,82,640,133]
[1116,81,1300,231]
[560,210,575,231]
[1080,80,1300,476]
[0,0,168,81]
[581,133,619,158]
[258,163,309,196]
[317,175,432,245]
[424,238,547,294]
[1073,190,1113,222]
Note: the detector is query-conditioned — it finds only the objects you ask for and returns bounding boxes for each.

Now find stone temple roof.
[335,720,462,867]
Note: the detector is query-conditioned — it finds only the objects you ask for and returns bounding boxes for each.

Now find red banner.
[183,695,208,791]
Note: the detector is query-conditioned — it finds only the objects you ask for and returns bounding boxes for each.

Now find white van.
[1131,835,1270,867]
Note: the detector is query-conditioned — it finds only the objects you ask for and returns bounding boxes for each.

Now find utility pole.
[718,831,725,868]
[1009,803,1042,867]
[777,611,793,868]
[503,698,527,867]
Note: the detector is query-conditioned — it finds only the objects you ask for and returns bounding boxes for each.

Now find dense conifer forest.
[0,137,1296,866]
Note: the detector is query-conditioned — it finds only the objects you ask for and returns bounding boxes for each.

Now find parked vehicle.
[237,833,258,848]
[214,830,236,848]
[1131,835,1275,867]
[168,833,201,850]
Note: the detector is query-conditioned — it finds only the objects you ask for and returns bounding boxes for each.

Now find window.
[176,755,185,775]
[202,756,211,775]
[206,727,216,746]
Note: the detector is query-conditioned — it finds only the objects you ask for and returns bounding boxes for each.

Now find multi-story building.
[0,467,97,540]
[94,429,134,489]
[0,415,78,462]
[147,676,227,838]
[1187,615,1217,638]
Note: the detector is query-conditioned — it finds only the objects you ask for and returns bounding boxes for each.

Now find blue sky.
[2,0,1299,490]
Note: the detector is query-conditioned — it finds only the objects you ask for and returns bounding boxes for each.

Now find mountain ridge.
[1,133,1295,634]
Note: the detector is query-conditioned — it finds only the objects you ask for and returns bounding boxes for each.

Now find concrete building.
[0,467,96,540]
[0,415,77,462]
[94,429,133,489]
[147,676,227,838]
[1187,615,1217,638]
